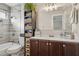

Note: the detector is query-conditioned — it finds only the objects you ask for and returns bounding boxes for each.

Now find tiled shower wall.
[9,4,21,43]
[0,19,10,44]
[0,4,10,44]
[0,4,24,45]
[9,4,24,45]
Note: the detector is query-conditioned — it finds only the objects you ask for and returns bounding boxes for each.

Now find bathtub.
[0,42,17,56]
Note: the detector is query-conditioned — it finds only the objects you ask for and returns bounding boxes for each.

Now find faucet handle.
[49,34,54,37]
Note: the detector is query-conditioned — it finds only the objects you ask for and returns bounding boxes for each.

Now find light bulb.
[49,6,53,11]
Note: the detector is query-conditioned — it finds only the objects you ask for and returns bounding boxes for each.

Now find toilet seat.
[6,43,22,54]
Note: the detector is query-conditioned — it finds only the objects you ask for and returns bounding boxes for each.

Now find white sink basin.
[30,36,79,43]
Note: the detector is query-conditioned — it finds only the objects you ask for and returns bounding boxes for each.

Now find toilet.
[6,37,24,56]
[6,43,22,56]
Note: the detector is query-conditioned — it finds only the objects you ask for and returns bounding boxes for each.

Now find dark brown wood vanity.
[30,37,79,56]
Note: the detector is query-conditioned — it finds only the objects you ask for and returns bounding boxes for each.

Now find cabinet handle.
[63,44,66,47]
[49,43,51,45]
[46,42,49,45]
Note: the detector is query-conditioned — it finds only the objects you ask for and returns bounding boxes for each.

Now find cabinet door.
[30,39,39,56]
[39,40,49,56]
[63,42,77,56]
[49,41,63,56]
[76,43,79,56]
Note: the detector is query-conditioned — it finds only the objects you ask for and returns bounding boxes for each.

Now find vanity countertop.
[30,37,79,43]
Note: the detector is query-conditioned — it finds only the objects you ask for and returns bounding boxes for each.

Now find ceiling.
[5,3,79,12]
[5,3,22,11]
[5,3,21,7]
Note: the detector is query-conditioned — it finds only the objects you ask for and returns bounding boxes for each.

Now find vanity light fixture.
[43,3,58,11]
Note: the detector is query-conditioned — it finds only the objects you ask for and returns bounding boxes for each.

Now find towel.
[70,7,78,24]
[70,7,75,24]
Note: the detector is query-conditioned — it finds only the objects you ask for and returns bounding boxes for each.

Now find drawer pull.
[46,43,48,45]
[63,44,66,47]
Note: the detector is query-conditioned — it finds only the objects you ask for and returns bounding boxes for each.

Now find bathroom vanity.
[30,37,79,56]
